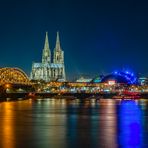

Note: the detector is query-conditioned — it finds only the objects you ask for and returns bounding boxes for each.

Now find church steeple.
[44,32,50,49]
[42,32,51,64]
[55,31,61,51]
[53,31,64,64]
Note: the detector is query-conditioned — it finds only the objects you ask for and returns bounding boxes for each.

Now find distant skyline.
[0,0,147,79]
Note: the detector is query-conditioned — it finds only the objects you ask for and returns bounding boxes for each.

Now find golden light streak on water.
[0,102,15,148]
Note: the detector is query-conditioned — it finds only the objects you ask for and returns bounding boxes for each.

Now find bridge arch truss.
[0,68,31,85]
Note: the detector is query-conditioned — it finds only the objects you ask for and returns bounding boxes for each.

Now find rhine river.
[0,98,148,148]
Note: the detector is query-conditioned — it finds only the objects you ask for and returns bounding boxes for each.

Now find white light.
[108,80,116,85]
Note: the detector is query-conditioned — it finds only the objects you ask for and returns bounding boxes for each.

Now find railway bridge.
[0,67,33,99]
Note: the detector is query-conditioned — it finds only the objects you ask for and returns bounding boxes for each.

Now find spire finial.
[44,31,50,49]
[55,31,61,51]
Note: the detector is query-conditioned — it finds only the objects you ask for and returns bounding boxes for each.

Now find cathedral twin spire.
[44,32,50,49]
[42,31,62,64]
[31,31,66,81]
[42,32,51,64]
[55,32,61,51]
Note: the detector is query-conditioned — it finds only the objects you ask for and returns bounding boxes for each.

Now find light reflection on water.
[0,98,147,148]
[119,100,142,148]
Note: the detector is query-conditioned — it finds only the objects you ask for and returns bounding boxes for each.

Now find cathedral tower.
[42,32,51,64]
[53,32,66,80]
[53,32,64,64]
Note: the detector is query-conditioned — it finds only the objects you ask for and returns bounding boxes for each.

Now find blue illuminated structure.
[101,70,138,84]
[113,70,137,84]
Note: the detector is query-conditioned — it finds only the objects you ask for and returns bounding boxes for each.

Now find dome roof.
[101,74,129,84]
[101,71,137,84]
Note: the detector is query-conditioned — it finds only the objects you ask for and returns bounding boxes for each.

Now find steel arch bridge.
[0,67,31,85]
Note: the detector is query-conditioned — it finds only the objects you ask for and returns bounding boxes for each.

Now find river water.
[0,98,148,148]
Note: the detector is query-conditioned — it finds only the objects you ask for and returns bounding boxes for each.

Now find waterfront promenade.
[1,91,148,101]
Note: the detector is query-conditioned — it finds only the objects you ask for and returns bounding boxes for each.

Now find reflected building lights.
[0,103,15,148]
[0,98,147,147]
[99,99,117,148]
[33,99,67,147]
[119,100,143,147]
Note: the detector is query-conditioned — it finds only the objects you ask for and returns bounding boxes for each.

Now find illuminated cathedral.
[30,32,66,82]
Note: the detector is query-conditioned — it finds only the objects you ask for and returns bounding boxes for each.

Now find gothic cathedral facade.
[30,32,66,82]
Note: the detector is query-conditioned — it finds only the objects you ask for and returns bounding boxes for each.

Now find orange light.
[5,84,10,88]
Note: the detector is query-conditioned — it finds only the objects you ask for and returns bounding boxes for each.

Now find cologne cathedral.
[30,32,66,82]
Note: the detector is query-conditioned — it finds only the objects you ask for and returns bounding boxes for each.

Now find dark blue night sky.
[0,0,147,78]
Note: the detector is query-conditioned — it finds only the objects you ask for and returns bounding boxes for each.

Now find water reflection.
[66,100,93,147]
[99,99,117,148]
[0,99,147,148]
[119,100,142,148]
[32,99,67,148]
[0,103,15,148]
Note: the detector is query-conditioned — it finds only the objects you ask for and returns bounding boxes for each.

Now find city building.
[138,77,148,85]
[76,76,92,82]
[30,32,66,82]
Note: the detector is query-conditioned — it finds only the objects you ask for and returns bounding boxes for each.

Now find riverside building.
[30,32,66,82]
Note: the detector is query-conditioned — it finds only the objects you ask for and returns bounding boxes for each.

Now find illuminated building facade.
[30,32,66,82]
[76,77,92,82]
